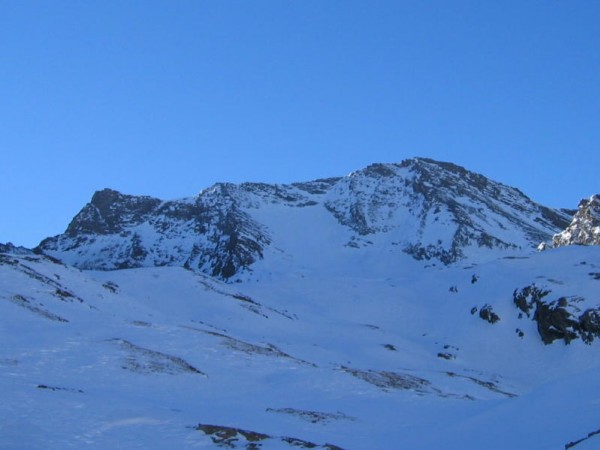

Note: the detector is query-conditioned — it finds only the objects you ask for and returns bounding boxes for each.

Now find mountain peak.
[90,188,123,205]
[37,158,572,280]
[63,189,162,237]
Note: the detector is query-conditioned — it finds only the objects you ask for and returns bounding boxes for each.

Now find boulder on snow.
[479,304,500,324]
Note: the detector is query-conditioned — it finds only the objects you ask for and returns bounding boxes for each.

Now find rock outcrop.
[552,195,600,247]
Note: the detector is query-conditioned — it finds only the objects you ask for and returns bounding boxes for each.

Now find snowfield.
[2,245,600,449]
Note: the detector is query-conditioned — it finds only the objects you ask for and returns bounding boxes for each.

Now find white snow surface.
[2,244,600,449]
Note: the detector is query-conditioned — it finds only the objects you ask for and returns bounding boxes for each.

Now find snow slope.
[2,242,600,449]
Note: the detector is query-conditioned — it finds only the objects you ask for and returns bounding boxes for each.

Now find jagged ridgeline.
[37,158,571,280]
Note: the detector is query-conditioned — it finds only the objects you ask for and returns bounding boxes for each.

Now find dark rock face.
[533,299,580,345]
[513,285,600,345]
[183,204,270,279]
[513,285,551,317]
[579,309,600,344]
[38,185,271,279]
[65,189,162,236]
[552,194,600,247]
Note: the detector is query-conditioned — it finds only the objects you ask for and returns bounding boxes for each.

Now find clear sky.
[1,1,599,247]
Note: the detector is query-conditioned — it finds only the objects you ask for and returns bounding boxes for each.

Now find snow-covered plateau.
[2,158,600,449]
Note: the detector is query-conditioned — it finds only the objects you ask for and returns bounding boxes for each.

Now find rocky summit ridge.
[37,157,572,280]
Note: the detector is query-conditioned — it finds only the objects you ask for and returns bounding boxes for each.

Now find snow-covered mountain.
[38,158,570,280]
[3,158,600,450]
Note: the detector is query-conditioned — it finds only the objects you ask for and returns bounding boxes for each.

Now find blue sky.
[1,1,599,247]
